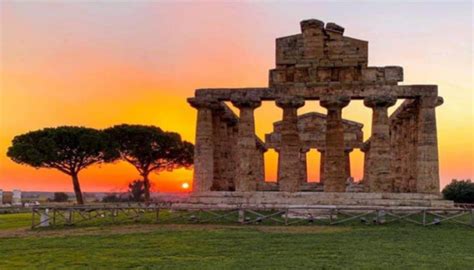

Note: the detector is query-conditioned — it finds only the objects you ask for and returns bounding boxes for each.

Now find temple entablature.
[265,112,363,150]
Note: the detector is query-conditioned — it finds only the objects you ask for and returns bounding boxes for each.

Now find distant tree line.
[7,125,194,205]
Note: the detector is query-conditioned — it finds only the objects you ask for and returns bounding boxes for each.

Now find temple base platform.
[174,191,454,209]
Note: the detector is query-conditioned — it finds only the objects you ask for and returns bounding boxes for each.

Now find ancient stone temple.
[186,19,448,207]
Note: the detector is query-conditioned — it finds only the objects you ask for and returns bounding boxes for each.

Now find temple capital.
[364,95,397,108]
[320,96,350,109]
[276,96,305,109]
[230,96,261,109]
[360,141,370,153]
[300,147,311,153]
[344,148,354,154]
[188,97,222,110]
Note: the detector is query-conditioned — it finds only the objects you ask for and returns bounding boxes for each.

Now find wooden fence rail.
[31,204,474,229]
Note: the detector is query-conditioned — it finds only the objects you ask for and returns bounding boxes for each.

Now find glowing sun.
[181,182,190,190]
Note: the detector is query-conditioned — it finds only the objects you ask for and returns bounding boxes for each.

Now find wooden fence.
[31,204,474,229]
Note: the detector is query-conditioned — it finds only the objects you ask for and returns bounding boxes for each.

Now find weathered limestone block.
[416,96,443,193]
[231,96,262,192]
[325,22,344,34]
[188,97,221,192]
[320,95,350,192]
[364,95,397,192]
[276,96,305,192]
[384,66,403,83]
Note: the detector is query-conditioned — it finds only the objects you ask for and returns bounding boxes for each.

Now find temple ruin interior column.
[256,144,267,186]
[317,149,325,183]
[231,97,262,192]
[276,97,305,192]
[390,119,403,192]
[320,96,350,192]
[360,142,370,189]
[415,96,443,193]
[344,148,353,181]
[211,105,226,191]
[299,147,310,185]
[364,95,397,192]
[188,98,218,192]
[220,113,239,191]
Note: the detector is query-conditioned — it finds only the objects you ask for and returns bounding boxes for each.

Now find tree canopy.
[7,126,118,204]
[442,179,474,204]
[105,124,193,202]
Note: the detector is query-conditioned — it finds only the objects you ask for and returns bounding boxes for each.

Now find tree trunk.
[71,173,84,205]
[143,173,151,203]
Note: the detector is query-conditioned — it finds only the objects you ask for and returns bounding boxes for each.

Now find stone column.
[320,96,350,192]
[255,143,267,185]
[211,106,226,191]
[408,114,418,192]
[364,95,397,192]
[344,148,353,180]
[390,119,403,192]
[275,147,281,182]
[231,97,262,192]
[360,142,370,190]
[415,96,443,193]
[227,122,239,191]
[396,110,413,192]
[220,112,238,191]
[317,149,325,183]
[299,147,310,184]
[188,97,220,192]
[276,97,305,192]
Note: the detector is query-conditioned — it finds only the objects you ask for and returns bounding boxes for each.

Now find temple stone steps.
[181,192,454,208]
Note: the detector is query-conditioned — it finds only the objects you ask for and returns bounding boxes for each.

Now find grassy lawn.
[0,213,473,269]
[0,212,31,230]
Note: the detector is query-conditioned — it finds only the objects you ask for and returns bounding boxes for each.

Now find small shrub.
[128,180,145,202]
[442,179,474,203]
[102,194,127,203]
[53,192,69,202]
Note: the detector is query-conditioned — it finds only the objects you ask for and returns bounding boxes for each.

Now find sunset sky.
[1,1,472,193]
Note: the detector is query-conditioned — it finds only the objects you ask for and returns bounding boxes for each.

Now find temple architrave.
[186,19,448,207]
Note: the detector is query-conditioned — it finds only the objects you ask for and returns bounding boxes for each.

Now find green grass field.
[0,212,473,269]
